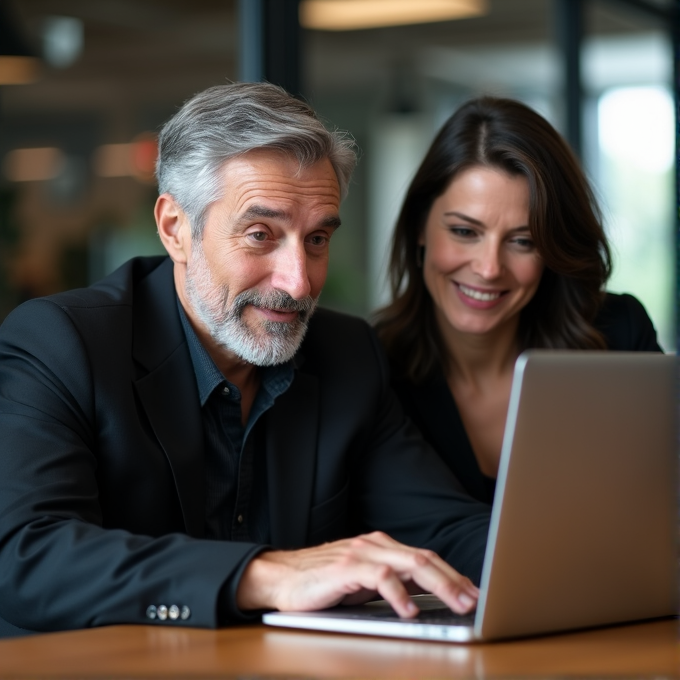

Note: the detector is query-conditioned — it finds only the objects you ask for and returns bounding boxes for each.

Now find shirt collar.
[176,298,294,406]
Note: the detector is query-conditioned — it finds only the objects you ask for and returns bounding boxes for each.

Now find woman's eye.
[449,227,476,238]
[511,237,535,250]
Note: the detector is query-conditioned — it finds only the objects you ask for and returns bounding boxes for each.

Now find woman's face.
[420,165,544,344]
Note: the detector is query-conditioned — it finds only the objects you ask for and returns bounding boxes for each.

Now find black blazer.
[0,256,490,637]
[391,293,664,504]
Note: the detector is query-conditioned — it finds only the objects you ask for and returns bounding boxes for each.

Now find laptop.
[263,351,678,642]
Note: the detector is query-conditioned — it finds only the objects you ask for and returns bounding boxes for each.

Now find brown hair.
[374,96,612,382]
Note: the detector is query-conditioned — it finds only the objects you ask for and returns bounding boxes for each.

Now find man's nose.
[472,241,503,280]
[270,241,312,300]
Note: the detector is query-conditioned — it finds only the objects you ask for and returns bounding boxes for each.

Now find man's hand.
[236,531,479,618]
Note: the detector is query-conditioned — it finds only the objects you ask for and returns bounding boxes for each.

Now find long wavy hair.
[374,96,612,382]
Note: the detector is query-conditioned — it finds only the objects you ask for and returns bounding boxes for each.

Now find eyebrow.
[236,204,341,230]
[321,215,342,229]
[444,211,483,226]
[444,211,529,231]
[239,205,286,223]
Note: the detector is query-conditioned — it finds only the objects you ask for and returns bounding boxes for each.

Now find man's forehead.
[221,149,337,183]
[219,152,341,214]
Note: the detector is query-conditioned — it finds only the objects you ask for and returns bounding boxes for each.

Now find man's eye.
[248,231,267,242]
[308,234,328,247]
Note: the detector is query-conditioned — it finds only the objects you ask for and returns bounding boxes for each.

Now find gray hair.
[156,82,358,238]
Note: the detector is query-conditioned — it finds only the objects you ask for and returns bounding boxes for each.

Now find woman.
[374,96,662,505]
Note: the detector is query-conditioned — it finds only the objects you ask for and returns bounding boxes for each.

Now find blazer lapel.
[266,370,319,549]
[132,258,205,538]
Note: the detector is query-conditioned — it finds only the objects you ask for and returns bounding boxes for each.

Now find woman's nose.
[471,242,503,280]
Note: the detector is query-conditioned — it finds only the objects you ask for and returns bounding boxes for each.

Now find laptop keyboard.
[411,609,476,625]
[346,607,476,626]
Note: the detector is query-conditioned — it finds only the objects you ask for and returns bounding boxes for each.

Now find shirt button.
[169,604,180,620]
[157,605,168,621]
[237,514,244,524]
[180,606,191,620]
[222,386,230,396]
[146,605,157,620]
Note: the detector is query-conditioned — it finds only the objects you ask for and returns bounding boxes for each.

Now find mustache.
[231,289,317,318]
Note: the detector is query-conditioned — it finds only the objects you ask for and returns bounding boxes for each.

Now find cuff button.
[146,605,157,620]
[169,604,180,620]
[157,604,168,620]
[180,605,191,620]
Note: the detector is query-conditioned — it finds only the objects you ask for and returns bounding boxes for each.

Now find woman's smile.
[455,282,506,306]
[420,166,544,341]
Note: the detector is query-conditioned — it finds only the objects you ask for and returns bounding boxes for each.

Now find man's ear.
[155,193,191,264]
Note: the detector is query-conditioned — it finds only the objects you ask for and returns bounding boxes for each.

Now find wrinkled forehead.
[194,151,341,237]
[220,150,340,203]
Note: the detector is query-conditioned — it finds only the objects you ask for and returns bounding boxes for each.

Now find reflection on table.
[0,618,677,678]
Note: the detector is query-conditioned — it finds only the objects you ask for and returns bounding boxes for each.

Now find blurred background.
[0,0,677,349]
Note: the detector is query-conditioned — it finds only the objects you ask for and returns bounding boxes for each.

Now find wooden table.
[0,619,677,678]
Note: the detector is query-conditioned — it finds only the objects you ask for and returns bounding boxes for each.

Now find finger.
[355,533,479,597]
[343,535,479,614]
[339,561,419,618]
[348,534,478,595]
[405,551,479,613]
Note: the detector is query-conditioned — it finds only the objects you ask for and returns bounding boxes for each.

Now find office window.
[0,0,238,319]
[582,2,675,349]
[306,0,676,341]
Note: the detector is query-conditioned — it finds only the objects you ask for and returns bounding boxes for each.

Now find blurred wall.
[0,0,675,347]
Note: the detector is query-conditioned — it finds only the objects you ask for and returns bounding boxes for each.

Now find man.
[0,83,490,637]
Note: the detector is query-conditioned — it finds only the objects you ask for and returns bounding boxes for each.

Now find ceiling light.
[93,144,134,178]
[42,16,83,68]
[300,0,487,31]
[94,135,157,183]
[0,0,41,84]
[0,56,41,84]
[3,147,65,182]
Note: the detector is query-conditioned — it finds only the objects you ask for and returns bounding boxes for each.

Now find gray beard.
[184,246,317,366]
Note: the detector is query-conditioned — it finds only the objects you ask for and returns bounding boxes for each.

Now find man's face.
[180,150,341,366]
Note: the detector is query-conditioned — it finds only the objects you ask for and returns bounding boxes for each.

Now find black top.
[390,293,664,505]
[177,301,294,544]
[0,256,491,637]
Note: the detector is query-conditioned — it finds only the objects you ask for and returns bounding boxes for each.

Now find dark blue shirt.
[177,302,294,543]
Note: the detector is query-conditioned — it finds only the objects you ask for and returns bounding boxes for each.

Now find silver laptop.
[263,351,678,642]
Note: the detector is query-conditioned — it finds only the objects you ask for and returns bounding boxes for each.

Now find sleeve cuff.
[218,544,272,624]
